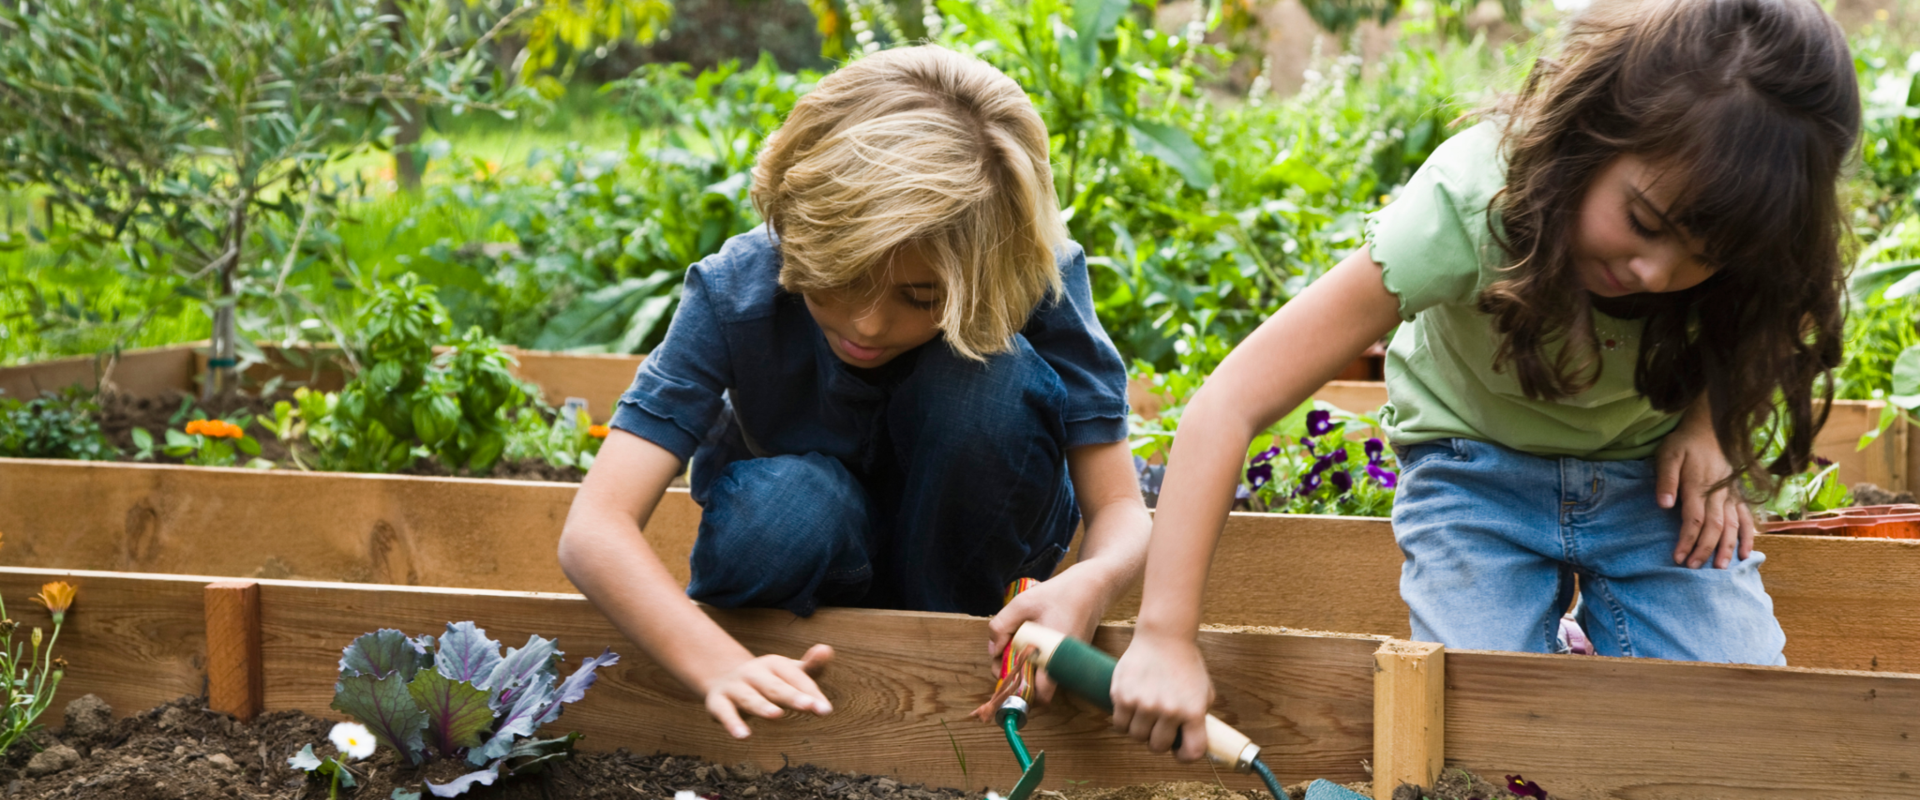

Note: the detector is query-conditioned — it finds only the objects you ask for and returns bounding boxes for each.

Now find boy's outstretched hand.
[1655,397,1755,570]
[1110,630,1214,762]
[701,644,836,739]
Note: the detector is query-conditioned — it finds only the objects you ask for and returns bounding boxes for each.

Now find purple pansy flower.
[1365,438,1385,465]
[1506,775,1549,799]
[1367,463,1398,489]
[1296,471,1323,496]
[1306,409,1333,436]
[1329,448,1348,465]
[1329,471,1352,494]
[1247,462,1273,488]
[1252,446,1280,464]
[1301,435,1316,454]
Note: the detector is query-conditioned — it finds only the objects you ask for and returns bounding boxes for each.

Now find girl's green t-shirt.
[1364,121,1681,460]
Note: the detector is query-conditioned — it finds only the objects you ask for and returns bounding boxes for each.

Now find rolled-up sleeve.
[1023,244,1130,448]
[609,268,731,462]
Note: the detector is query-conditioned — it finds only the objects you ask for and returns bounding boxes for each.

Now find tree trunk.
[393,99,425,190]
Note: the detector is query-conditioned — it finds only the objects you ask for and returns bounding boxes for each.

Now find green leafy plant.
[1763,458,1851,522]
[0,580,75,756]
[504,407,607,472]
[288,721,377,800]
[130,416,267,469]
[0,386,116,460]
[315,622,618,797]
[295,275,539,474]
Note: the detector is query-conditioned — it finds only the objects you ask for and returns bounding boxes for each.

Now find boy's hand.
[701,644,835,739]
[1110,630,1213,761]
[986,562,1128,700]
[1655,411,1755,570]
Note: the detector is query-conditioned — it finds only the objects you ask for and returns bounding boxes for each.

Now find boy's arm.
[559,430,834,738]
[987,439,1151,669]
[1111,247,1403,760]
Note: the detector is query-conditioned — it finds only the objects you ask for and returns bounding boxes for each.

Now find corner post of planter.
[1372,640,1445,800]
[205,580,263,721]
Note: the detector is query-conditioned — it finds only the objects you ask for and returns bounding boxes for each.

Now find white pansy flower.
[328,721,377,761]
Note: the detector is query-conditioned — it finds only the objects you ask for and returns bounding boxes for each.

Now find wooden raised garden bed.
[6,457,1920,676]
[7,565,1920,800]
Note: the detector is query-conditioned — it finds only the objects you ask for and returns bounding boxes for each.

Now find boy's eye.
[902,291,939,311]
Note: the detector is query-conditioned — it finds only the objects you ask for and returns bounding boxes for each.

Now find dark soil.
[3,695,1518,800]
[2,695,975,800]
[1851,483,1917,507]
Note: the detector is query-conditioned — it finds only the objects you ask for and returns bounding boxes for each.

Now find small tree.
[0,0,533,395]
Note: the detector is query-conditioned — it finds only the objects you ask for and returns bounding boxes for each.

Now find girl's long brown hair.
[1484,0,1861,495]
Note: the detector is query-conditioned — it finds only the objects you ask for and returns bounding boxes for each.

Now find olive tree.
[0,0,532,394]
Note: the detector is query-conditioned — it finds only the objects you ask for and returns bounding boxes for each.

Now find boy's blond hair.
[750,45,1067,361]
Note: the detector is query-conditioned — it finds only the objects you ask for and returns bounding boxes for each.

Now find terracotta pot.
[1763,506,1920,539]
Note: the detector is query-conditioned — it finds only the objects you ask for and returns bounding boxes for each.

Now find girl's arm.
[987,439,1151,680]
[559,430,834,739]
[1110,246,1403,761]
[1655,393,1758,570]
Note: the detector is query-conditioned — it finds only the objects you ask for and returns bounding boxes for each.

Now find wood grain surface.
[1444,648,1920,799]
[0,459,701,591]
[0,568,210,717]
[252,579,1383,791]
[1371,641,1443,800]
[205,580,263,720]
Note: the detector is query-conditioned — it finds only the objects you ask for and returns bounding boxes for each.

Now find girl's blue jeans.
[684,336,1080,618]
[1392,437,1787,665]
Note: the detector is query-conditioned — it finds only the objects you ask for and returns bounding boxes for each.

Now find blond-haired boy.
[559,46,1149,737]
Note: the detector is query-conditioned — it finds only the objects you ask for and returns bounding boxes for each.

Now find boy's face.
[803,247,945,368]
[1573,153,1716,298]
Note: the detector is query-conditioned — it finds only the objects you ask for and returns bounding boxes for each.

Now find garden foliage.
[0,387,115,461]
[323,622,619,797]
[0,579,75,757]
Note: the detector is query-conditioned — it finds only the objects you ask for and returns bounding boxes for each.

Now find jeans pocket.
[1396,439,1468,473]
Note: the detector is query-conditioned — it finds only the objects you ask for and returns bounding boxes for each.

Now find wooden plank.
[1817,399,1908,493]
[205,580,263,721]
[1445,648,1920,799]
[1755,534,1920,674]
[0,344,197,399]
[1371,641,1443,800]
[1103,514,1410,638]
[1313,381,1390,415]
[0,568,209,717]
[508,348,645,423]
[253,579,1383,791]
[0,458,702,592]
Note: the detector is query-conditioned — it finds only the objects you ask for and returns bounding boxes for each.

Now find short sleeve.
[608,267,732,462]
[1021,244,1130,448]
[1363,122,1506,321]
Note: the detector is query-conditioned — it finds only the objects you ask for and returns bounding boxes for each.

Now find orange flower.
[32,581,76,625]
[587,424,610,439]
[186,420,244,439]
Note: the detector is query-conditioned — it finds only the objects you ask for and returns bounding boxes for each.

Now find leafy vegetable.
[315,622,619,797]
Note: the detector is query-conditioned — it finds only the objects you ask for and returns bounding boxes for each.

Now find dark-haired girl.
[1105,0,1863,759]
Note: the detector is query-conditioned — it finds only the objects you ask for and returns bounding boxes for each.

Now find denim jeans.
[1392,437,1787,665]
[684,335,1080,618]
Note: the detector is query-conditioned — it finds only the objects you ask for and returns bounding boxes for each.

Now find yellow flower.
[32,581,76,625]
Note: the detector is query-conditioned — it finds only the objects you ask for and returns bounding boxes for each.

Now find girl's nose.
[1628,255,1672,294]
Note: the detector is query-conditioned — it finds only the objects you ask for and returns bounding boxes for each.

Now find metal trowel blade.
[1007,751,1046,800]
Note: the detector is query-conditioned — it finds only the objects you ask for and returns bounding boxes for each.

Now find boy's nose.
[851,305,887,338]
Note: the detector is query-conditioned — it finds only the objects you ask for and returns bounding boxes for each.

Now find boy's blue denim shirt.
[610,226,1130,467]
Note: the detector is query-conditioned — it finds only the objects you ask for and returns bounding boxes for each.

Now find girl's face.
[803,247,945,368]
[1573,154,1715,298]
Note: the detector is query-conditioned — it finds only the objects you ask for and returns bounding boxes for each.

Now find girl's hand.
[1110,630,1214,761]
[700,644,835,738]
[1655,409,1755,570]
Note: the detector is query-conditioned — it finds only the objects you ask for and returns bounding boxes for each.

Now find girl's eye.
[902,291,939,311]
[1626,210,1660,239]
